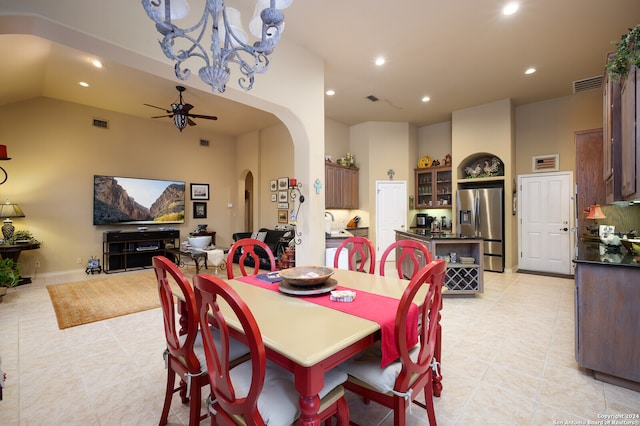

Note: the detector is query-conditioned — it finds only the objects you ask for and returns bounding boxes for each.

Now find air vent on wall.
[92,118,109,129]
[200,139,210,147]
[366,95,379,102]
[573,75,603,93]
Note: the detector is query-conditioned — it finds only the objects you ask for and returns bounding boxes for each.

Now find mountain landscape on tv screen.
[93,175,185,225]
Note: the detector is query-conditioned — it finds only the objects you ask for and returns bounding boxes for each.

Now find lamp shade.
[0,202,24,218]
[585,204,606,220]
[154,0,190,20]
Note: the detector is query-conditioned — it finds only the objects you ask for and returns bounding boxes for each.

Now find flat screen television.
[93,175,185,225]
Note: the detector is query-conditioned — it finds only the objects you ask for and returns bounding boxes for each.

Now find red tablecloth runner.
[237,275,418,367]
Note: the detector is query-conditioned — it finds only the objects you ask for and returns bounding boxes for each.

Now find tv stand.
[103,230,179,273]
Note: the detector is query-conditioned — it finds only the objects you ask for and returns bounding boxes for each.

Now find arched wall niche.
[457,152,505,180]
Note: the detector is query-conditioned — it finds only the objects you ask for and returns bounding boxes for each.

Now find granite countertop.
[574,240,640,268]
[396,229,482,240]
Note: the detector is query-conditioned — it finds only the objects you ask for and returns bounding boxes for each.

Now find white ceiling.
[1,0,639,136]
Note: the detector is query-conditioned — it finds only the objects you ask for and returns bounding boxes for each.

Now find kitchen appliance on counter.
[457,185,504,272]
[416,213,434,228]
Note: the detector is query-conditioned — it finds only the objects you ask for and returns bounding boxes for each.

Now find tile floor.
[0,267,639,425]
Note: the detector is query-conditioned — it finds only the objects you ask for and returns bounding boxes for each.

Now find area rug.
[46,271,167,329]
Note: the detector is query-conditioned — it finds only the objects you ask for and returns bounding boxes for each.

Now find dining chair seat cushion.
[229,359,348,425]
[339,341,419,394]
[179,327,249,369]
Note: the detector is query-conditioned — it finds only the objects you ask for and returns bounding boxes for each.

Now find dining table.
[176,267,444,426]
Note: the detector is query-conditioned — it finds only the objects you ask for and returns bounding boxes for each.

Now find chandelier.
[142,0,293,93]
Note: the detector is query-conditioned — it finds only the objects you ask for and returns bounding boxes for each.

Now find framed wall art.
[278,177,289,190]
[190,183,209,200]
[277,202,289,209]
[271,194,277,202]
[277,209,288,223]
[278,191,288,202]
[270,180,277,191]
[193,202,207,219]
[532,154,559,172]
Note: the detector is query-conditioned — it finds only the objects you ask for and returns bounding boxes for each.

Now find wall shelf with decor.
[103,230,179,273]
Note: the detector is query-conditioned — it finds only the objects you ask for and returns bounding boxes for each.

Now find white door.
[375,181,407,261]
[518,172,574,275]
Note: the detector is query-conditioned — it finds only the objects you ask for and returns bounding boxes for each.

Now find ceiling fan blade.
[182,103,194,112]
[150,114,174,119]
[189,113,218,120]
[144,103,170,112]
[187,117,197,126]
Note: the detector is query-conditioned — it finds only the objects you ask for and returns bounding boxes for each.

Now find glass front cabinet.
[415,166,452,209]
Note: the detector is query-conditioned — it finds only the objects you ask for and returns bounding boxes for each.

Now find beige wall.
[515,91,602,176]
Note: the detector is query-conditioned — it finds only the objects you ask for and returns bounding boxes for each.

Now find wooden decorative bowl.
[278,266,334,287]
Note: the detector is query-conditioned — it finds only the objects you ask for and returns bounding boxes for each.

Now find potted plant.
[0,258,21,302]
[606,24,640,79]
[9,229,40,245]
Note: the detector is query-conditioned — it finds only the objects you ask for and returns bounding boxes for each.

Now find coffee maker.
[416,214,434,228]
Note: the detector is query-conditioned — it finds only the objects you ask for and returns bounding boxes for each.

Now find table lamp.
[585,204,606,236]
[0,200,25,241]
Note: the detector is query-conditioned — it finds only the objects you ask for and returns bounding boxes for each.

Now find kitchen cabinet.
[415,166,452,209]
[620,65,639,200]
[603,54,622,203]
[574,254,640,391]
[325,162,359,209]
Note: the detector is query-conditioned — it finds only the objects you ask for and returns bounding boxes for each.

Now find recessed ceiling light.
[421,96,431,103]
[525,67,536,75]
[326,89,335,96]
[502,2,519,15]
[79,81,90,87]
[375,57,385,66]
[92,59,103,68]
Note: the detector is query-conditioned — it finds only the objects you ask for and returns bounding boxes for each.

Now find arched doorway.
[244,171,254,232]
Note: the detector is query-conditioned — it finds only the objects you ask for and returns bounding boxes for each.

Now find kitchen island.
[395,230,484,295]
[573,240,640,391]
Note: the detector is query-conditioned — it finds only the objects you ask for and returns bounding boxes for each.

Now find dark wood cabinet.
[325,163,359,209]
[415,166,452,209]
[575,261,640,391]
[603,55,622,203]
[620,65,639,199]
[103,230,179,273]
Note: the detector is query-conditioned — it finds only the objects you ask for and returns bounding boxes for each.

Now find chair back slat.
[194,274,267,424]
[152,256,201,372]
[394,259,446,391]
[334,236,376,274]
[379,239,432,279]
[226,238,276,279]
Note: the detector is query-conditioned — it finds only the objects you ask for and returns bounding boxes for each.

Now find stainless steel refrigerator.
[457,187,504,272]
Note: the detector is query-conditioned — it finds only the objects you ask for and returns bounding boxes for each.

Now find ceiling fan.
[145,85,218,132]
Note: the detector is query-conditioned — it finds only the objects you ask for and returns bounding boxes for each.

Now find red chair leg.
[159,367,176,425]
[188,379,202,426]
[178,378,189,404]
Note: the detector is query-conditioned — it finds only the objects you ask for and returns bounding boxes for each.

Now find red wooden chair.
[333,236,376,274]
[226,238,276,279]
[152,256,249,426]
[193,273,350,425]
[379,239,433,279]
[339,259,447,426]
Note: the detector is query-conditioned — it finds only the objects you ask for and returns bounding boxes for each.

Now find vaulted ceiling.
[1,0,639,136]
